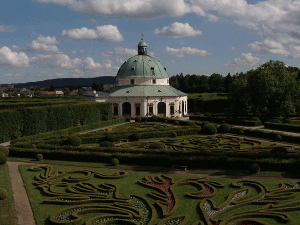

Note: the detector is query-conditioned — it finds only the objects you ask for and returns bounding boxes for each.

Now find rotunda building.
[89,40,188,118]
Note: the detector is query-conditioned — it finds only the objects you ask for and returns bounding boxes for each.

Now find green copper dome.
[116,55,169,79]
[138,40,147,47]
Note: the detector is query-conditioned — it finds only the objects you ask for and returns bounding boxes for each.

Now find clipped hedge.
[0,146,9,156]
[0,152,7,164]
[265,122,300,133]
[0,102,113,142]
[190,115,262,126]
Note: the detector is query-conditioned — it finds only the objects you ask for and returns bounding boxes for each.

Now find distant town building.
[86,39,188,118]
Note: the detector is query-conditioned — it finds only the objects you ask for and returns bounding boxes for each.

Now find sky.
[1,0,300,85]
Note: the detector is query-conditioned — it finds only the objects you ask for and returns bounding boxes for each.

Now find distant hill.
[10,76,116,88]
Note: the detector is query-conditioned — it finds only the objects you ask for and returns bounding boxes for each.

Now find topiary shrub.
[36,154,43,161]
[172,132,177,137]
[283,118,293,124]
[204,112,211,117]
[251,117,261,122]
[271,119,282,123]
[129,133,141,141]
[203,124,217,135]
[0,146,9,156]
[100,141,114,147]
[31,144,36,149]
[218,123,231,133]
[174,121,179,125]
[0,188,8,200]
[111,158,119,166]
[125,117,131,122]
[0,152,7,165]
[238,129,244,135]
[164,120,168,123]
[186,121,197,126]
[250,163,260,174]
[66,136,82,146]
[101,134,115,143]
[202,121,210,126]
[275,135,282,141]
[194,112,202,116]
[135,116,142,122]
[150,115,158,122]
[148,142,166,150]
[271,146,288,155]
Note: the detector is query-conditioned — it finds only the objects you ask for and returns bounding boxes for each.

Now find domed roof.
[138,40,147,47]
[116,55,169,79]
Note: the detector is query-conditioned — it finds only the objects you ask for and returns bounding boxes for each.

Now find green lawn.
[0,164,18,225]
[19,164,300,225]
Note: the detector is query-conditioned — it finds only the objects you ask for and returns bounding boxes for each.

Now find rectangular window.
[170,106,174,115]
[136,106,140,116]
[114,106,118,115]
[149,106,153,114]
[131,79,134,85]
[153,79,156,84]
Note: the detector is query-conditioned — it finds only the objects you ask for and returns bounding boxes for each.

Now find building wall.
[117,78,169,86]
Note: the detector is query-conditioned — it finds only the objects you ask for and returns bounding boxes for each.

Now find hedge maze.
[23,165,300,225]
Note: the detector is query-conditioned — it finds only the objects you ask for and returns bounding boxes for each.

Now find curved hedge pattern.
[27,167,300,225]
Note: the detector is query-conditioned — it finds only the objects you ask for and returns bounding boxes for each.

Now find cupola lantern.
[138,36,147,55]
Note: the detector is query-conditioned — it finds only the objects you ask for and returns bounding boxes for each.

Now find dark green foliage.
[272,119,282,123]
[283,118,293,124]
[0,110,22,142]
[0,146,9,156]
[148,142,167,150]
[125,117,131,122]
[194,112,202,116]
[264,122,300,133]
[66,136,82,146]
[135,116,141,122]
[0,188,8,200]
[272,147,288,155]
[202,121,210,126]
[250,163,260,174]
[111,158,119,166]
[219,155,229,163]
[186,121,197,126]
[251,117,261,122]
[102,134,115,143]
[204,112,211,117]
[0,152,7,164]
[100,141,114,147]
[172,132,177,137]
[238,129,244,135]
[150,115,158,121]
[190,115,262,126]
[141,117,149,122]
[36,154,43,161]
[203,124,217,135]
[174,121,179,125]
[275,135,282,141]
[129,133,141,141]
[164,120,168,123]
[31,144,36,149]
[218,123,231,133]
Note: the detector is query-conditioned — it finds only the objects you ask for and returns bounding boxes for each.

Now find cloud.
[71,51,77,55]
[12,45,19,51]
[259,28,300,45]
[154,22,202,38]
[79,49,87,54]
[61,25,124,42]
[225,53,263,67]
[288,45,300,59]
[248,40,289,55]
[101,47,137,57]
[0,25,14,32]
[163,46,211,58]
[0,46,30,68]
[22,35,60,53]
[29,53,118,72]
[36,0,191,19]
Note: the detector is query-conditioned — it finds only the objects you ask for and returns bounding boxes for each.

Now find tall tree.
[224,73,233,92]
[209,73,224,92]
[50,84,55,91]
[63,87,70,96]
[92,81,104,91]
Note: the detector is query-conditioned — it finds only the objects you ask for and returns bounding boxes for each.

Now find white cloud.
[61,25,124,42]
[37,0,191,19]
[0,46,30,68]
[114,58,124,64]
[0,25,14,32]
[231,47,238,51]
[225,53,263,67]
[101,47,137,57]
[259,28,300,45]
[163,46,211,58]
[148,51,156,57]
[71,51,77,55]
[79,49,87,54]
[154,22,202,38]
[82,57,102,70]
[12,45,19,51]
[288,45,300,59]
[248,40,289,55]
[22,35,60,53]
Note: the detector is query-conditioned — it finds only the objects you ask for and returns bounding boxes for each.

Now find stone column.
[119,101,123,117]
[131,100,135,118]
